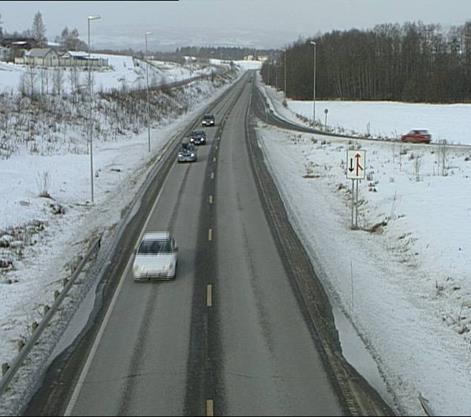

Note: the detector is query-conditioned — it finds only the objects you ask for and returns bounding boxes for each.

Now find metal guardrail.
[419,393,434,416]
[0,236,102,398]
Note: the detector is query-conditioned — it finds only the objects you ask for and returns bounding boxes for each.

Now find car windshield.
[204,115,214,120]
[138,239,172,255]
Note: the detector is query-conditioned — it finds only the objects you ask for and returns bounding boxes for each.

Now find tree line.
[0,11,87,51]
[177,46,275,61]
[262,21,471,103]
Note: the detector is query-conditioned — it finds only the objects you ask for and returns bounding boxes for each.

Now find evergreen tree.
[32,11,47,47]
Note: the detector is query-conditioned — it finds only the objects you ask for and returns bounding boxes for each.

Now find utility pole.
[145,32,152,153]
[284,49,287,97]
[275,60,278,89]
[310,41,317,126]
[87,15,101,204]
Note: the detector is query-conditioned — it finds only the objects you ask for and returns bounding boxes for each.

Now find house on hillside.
[68,51,108,68]
[15,48,108,68]
[0,38,39,62]
[21,48,60,66]
[0,47,10,62]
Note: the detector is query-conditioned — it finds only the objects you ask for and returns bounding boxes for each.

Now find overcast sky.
[2,0,471,50]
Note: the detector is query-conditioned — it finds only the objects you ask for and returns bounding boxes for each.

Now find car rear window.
[138,239,172,254]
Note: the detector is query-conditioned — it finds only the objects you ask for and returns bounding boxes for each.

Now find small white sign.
[347,150,366,180]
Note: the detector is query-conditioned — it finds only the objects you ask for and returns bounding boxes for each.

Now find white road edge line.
[64,163,173,416]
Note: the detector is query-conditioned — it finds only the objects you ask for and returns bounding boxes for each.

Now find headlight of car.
[191,153,195,157]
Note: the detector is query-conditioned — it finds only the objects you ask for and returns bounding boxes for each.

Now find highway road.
[25,73,390,416]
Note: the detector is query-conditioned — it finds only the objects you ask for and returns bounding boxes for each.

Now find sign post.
[324,108,328,131]
[346,150,366,229]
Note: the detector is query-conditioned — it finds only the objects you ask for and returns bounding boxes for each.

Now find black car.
[202,114,215,127]
[190,130,207,145]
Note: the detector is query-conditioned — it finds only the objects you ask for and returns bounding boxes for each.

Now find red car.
[400,129,432,144]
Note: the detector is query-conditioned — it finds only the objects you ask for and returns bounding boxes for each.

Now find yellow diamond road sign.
[347,150,366,180]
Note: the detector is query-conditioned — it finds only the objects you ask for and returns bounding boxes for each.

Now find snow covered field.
[0,57,244,371]
[287,98,471,145]
[0,52,221,95]
[257,82,471,415]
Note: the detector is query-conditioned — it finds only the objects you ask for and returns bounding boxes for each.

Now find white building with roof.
[15,48,108,68]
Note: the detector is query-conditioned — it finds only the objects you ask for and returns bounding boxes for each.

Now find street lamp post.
[310,41,317,127]
[274,60,278,90]
[145,32,152,153]
[284,49,287,97]
[88,15,100,204]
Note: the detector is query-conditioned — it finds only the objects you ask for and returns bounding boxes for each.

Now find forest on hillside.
[262,21,471,103]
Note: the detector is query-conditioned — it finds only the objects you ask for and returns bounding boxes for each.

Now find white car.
[133,232,178,281]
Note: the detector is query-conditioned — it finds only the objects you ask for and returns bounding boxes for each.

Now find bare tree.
[69,66,80,102]
[20,66,38,97]
[39,68,49,95]
[438,139,448,176]
[52,68,64,96]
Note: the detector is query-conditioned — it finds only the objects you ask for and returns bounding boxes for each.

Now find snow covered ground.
[0,52,226,95]
[0,57,245,372]
[287,98,471,146]
[257,80,471,415]
[261,83,471,146]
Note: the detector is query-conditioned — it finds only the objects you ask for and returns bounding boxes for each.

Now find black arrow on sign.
[349,158,354,172]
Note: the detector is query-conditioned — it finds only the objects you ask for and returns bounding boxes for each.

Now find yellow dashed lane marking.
[207,285,213,307]
[206,400,214,417]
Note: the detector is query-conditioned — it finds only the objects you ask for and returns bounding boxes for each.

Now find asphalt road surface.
[27,73,352,416]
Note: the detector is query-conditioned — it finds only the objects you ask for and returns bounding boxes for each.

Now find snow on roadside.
[256,114,471,414]
[0,69,240,368]
[260,80,471,145]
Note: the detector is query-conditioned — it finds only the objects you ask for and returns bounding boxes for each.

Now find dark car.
[190,130,207,145]
[202,114,215,127]
[400,129,432,144]
[177,142,197,163]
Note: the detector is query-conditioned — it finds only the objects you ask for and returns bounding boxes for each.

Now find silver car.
[133,232,178,280]
[177,142,197,163]
[202,114,215,127]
